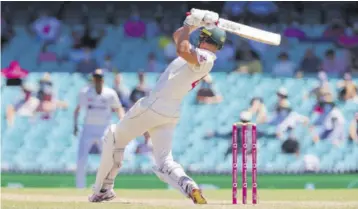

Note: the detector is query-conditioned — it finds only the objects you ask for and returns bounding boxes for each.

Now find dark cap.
[92,69,104,78]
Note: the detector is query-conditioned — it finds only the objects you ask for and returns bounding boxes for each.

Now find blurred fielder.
[74,69,125,188]
[89,9,225,204]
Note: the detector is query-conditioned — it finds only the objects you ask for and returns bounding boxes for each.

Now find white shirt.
[15,97,40,117]
[276,111,307,137]
[144,47,216,116]
[321,107,346,142]
[150,47,216,100]
[78,86,121,126]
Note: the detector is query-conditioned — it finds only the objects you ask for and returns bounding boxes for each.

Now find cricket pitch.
[2,188,358,209]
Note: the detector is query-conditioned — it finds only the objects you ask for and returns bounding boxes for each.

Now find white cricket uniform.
[115,47,216,150]
[76,86,121,188]
[93,47,217,194]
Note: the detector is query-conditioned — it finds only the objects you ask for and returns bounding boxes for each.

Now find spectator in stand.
[32,11,61,44]
[76,48,98,74]
[272,52,297,77]
[274,87,288,110]
[305,71,333,103]
[37,72,53,100]
[337,23,358,74]
[337,73,358,102]
[101,55,116,72]
[36,73,67,120]
[235,50,262,74]
[80,24,104,49]
[130,72,149,105]
[314,94,346,146]
[349,113,358,144]
[38,44,57,63]
[6,83,40,127]
[36,85,67,120]
[321,49,348,76]
[146,52,163,72]
[323,20,346,40]
[247,97,267,124]
[196,74,222,105]
[299,48,321,75]
[113,72,130,110]
[281,132,299,154]
[281,138,320,172]
[124,10,146,38]
[269,98,291,126]
[272,100,313,140]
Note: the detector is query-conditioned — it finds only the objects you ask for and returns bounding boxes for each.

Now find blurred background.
[1,1,358,189]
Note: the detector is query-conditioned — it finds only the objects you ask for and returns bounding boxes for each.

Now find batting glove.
[184,9,205,27]
[202,12,219,29]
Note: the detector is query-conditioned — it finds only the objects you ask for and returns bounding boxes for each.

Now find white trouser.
[93,97,198,195]
[76,124,107,189]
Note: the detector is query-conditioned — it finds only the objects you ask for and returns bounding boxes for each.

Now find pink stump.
[241,125,247,204]
[252,124,258,204]
[232,124,238,204]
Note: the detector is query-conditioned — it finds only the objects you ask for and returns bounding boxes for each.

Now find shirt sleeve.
[189,47,215,73]
[296,113,307,123]
[78,90,87,107]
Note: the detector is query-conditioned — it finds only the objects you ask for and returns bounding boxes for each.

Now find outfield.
[2,189,358,209]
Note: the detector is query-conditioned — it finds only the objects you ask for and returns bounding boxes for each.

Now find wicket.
[232,122,258,204]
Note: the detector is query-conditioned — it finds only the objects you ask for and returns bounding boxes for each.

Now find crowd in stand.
[2,2,358,166]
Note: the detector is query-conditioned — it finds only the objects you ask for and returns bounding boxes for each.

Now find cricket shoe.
[189,189,207,204]
[88,189,116,202]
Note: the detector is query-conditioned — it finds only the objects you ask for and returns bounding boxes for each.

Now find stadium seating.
[1,22,347,73]
[1,73,357,173]
[1,1,358,174]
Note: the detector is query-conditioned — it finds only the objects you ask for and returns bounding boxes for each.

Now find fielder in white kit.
[89,9,226,204]
[74,69,125,188]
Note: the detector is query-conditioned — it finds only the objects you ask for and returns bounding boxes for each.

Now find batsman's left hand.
[184,10,205,27]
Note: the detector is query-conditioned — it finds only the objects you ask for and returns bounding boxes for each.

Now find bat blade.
[217,18,281,46]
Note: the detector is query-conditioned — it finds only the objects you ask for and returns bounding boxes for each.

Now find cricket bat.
[186,12,281,46]
[216,18,281,46]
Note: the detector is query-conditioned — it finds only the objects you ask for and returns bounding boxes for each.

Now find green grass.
[2,188,358,209]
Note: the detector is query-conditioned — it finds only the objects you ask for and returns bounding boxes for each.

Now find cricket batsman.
[74,69,125,188]
[89,9,225,204]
